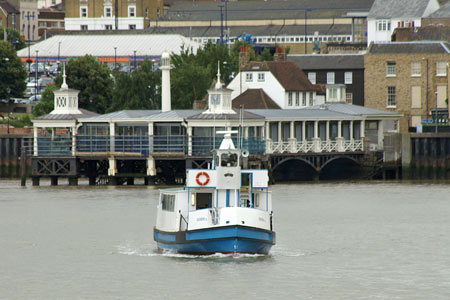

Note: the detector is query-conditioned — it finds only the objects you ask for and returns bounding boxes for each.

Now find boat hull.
[154,225,275,255]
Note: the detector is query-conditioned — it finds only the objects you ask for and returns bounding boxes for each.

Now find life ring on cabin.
[196,172,210,186]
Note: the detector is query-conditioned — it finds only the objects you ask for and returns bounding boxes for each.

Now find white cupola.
[50,65,82,115]
[203,61,235,114]
[160,50,171,112]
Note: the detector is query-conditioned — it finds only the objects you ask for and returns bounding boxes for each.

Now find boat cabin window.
[221,152,238,167]
[161,194,175,211]
[195,193,212,209]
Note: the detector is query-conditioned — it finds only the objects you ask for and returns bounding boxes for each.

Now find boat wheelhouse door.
[241,172,252,207]
[194,192,212,209]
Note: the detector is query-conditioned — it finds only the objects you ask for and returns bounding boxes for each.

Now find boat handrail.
[179,210,188,231]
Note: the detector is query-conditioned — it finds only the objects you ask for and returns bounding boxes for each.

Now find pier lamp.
[114,47,117,70]
[6,87,11,134]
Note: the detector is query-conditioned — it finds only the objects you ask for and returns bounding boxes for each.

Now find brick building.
[365,41,450,132]
[64,0,163,31]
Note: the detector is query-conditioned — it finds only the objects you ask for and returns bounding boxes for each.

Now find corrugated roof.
[304,102,401,116]
[368,0,435,18]
[17,34,201,58]
[34,109,98,120]
[188,110,264,120]
[162,0,374,21]
[144,110,202,120]
[368,41,450,54]
[87,110,160,120]
[288,54,365,70]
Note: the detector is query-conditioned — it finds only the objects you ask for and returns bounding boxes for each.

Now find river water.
[1,180,449,300]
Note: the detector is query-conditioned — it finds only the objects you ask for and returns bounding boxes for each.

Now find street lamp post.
[114,47,117,70]
[218,5,224,44]
[134,50,137,70]
[25,12,35,82]
[304,9,311,54]
[435,91,438,134]
[35,50,39,100]
[6,87,11,134]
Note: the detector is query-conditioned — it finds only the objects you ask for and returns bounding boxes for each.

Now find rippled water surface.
[1,180,450,299]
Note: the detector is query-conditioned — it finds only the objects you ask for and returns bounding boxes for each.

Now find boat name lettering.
[259,217,265,222]
[197,217,208,222]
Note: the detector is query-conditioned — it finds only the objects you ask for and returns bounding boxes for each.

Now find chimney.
[239,46,250,71]
[274,47,286,61]
[160,50,171,112]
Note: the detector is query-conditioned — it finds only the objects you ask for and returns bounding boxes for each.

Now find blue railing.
[36,135,266,156]
[37,137,72,156]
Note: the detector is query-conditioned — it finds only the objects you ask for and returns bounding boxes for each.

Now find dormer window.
[258,73,265,82]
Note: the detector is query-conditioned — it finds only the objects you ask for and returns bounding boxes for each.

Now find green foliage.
[65,55,113,114]
[258,47,273,61]
[0,27,26,50]
[0,114,32,128]
[33,84,60,117]
[0,41,27,99]
[108,60,161,112]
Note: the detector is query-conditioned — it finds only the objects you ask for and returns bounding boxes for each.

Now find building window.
[288,93,293,106]
[327,72,335,84]
[80,6,88,18]
[105,25,112,30]
[210,94,220,105]
[346,92,353,104]
[246,73,253,82]
[157,7,160,17]
[52,0,56,4]
[329,88,337,99]
[258,73,265,82]
[386,62,396,76]
[129,24,136,29]
[376,19,391,31]
[128,6,136,17]
[436,61,447,76]
[80,25,88,30]
[105,7,112,17]
[308,72,316,84]
[295,92,300,106]
[302,92,306,106]
[387,86,396,107]
[344,72,353,84]
[309,93,314,106]
[411,61,421,77]
[145,8,149,19]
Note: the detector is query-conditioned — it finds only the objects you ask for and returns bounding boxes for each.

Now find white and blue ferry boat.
[154,131,275,255]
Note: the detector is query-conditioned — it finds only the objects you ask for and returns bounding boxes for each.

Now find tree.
[0,27,26,50]
[0,41,27,100]
[33,84,60,117]
[108,60,161,112]
[65,55,114,114]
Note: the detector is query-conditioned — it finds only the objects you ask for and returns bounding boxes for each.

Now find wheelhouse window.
[161,194,175,211]
[221,152,238,167]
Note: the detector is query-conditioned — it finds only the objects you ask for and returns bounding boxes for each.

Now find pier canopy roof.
[303,102,402,119]
[17,34,201,61]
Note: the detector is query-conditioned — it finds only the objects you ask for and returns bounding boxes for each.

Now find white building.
[227,60,322,109]
[367,0,440,45]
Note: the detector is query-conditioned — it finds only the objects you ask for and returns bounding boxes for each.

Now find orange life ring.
[196,171,210,186]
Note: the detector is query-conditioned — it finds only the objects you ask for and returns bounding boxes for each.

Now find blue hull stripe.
[154,225,275,254]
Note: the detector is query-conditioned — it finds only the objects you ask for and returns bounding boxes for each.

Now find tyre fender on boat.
[196,171,210,186]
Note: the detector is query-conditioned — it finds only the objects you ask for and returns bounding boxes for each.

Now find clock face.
[211,94,221,105]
